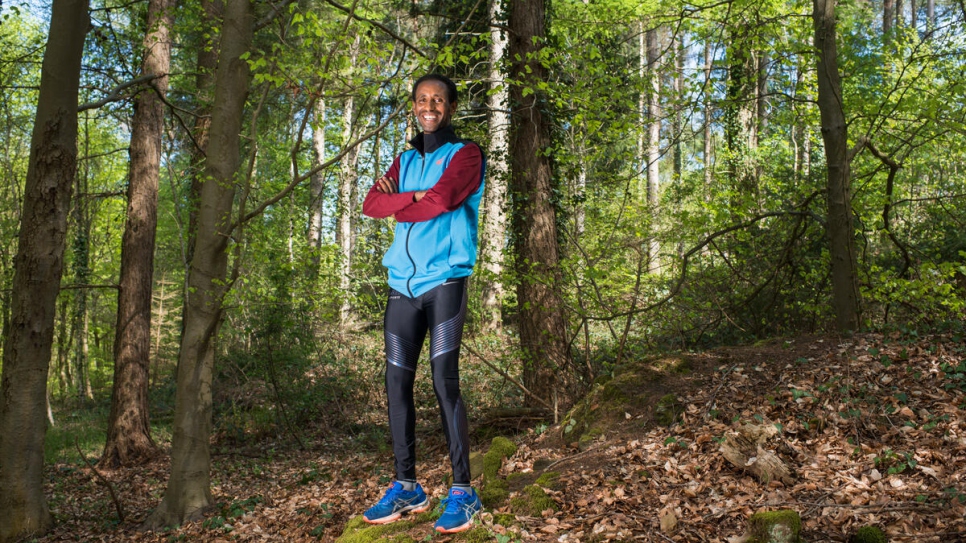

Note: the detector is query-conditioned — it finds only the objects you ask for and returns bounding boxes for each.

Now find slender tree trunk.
[182,0,221,300]
[704,39,713,189]
[101,0,175,469]
[309,99,326,255]
[646,27,661,274]
[508,0,573,412]
[143,0,252,527]
[480,0,509,333]
[337,36,361,330]
[884,0,895,35]
[814,0,861,332]
[672,34,684,182]
[71,157,92,401]
[927,0,935,29]
[0,0,89,539]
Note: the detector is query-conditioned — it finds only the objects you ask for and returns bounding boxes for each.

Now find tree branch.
[323,0,428,58]
[77,74,158,112]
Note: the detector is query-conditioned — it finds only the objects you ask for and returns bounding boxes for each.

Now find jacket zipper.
[404,153,427,297]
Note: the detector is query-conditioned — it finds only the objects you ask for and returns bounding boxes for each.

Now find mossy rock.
[335,515,416,543]
[509,484,558,517]
[747,509,801,543]
[480,478,509,507]
[483,437,516,480]
[653,393,683,427]
[469,451,484,481]
[534,471,561,490]
[850,526,888,543]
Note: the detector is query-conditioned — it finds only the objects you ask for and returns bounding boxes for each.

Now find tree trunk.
[0,0,89,539]
[101,0,175,469]
[704,39,713,189]
[508,0,573,412]
[884,0,895,35]
[814,0,861,333]
[724,32,758,211]
[71,161,92,401]
[480,0,509,333]
[308,98,326,256]
[143,0,252,528]
[337,36,360,330]
[182,0,221,302]
[646,27,661,273]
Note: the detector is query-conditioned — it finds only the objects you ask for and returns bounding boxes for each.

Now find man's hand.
[375,175,398,194]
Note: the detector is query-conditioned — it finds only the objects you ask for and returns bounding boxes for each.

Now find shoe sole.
[363,500,431,525]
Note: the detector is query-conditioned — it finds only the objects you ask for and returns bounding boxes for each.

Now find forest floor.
[33,332,966,542]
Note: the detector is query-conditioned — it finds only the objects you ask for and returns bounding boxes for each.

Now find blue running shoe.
[363,481,430,524]
[434,487,482,534]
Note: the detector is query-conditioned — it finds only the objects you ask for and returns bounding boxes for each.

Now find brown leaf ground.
[34,333,966,542]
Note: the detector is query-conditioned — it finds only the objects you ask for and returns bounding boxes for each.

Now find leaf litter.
[33,332,966,541]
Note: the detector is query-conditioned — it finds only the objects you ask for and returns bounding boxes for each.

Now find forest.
[1,0,966,541]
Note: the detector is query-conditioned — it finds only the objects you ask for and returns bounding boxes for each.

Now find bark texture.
[101,0,176,469]
[814,0,861,332]
[0,0,89,539]
[508,0,573,411]
[143,0,252,528]
[480,0,509,332]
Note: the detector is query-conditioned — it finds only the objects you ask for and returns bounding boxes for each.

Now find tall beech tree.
[0,0,90,539]
[144,0,252,526]
[508,0,573,411]
[813,0,861,332]
[101,0,176,469]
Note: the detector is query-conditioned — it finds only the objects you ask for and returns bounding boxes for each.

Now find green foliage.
[849,525,888,543]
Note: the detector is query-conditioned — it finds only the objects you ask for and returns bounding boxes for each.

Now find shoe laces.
[377,483,405,505]
[440,489,474,514]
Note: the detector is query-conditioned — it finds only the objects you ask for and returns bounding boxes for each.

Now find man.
[360,73,485,534]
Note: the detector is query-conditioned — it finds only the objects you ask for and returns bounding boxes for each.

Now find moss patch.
[509,484,558,517]
[850,526,888,543]
[483,437,516,480]
[654,394,683,427]
[534,471,561,489]
[748,509,801,543]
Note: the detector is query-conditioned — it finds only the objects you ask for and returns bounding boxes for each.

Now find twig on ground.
[74,437,125,522]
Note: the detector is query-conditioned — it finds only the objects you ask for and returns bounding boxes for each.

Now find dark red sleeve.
[393,143,483,223]
[362,157,410,219]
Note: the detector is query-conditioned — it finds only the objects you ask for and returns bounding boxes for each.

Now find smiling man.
[360,74,486,534]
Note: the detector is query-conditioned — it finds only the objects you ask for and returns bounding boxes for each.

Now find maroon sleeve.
[393,143,483,223]
[362,156,410,219]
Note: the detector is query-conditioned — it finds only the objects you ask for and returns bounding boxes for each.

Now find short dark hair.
[411,73,458,104]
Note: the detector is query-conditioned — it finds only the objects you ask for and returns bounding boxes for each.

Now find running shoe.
[434,487,482,533]
[363,481,430,524]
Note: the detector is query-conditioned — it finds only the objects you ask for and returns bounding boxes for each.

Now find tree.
[144,0,252,526]
[0,0,90,539]
[479,0,509,333]
[813,0,861,332]
[101,0,176,468]
[508,0,574,411]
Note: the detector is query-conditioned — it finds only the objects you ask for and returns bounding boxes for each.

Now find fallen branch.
[463,343,554,412]
[74,437,124,522]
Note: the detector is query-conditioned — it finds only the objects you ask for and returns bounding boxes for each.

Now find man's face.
[412,80,454,134]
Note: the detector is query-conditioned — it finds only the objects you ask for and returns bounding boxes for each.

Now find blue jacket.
[362,126,485,298]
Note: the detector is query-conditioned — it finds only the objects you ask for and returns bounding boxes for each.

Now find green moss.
[469,451,484,481]
[493,513,517,527]
[480,478,509,507]
[509,484,558,516]
[578,427,603,450]
[534,471,560,489]
[850,526,888,543]
[483,437,516,480]
[390,535,416,543]
[335,515,416,543]
[748,510,802,543]
[654,394,683,427]
[454,526,495,542]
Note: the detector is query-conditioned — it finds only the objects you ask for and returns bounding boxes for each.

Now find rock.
[747,510,801,543]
